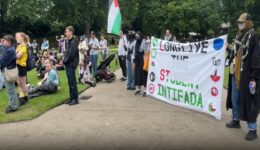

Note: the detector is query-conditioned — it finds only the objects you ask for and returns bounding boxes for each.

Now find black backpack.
[26,45,35,71]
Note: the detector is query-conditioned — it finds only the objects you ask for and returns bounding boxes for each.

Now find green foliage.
[0,0,260,38]
[7,0,54,23]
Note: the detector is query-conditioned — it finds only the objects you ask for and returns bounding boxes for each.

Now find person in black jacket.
[63,26,80,105]
[133,32,147,96]
[0,35,20,113]
[226,13,260,141]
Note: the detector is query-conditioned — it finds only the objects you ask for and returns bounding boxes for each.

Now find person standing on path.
[99,33,108,62]
[133,31,147,96]
[15,32,29,105]
[118,31,127,81]
[226,12,260,141]
[126,31,136,90]
[88,31,99,76]
[0,35,20,113]
[63,26,79,106]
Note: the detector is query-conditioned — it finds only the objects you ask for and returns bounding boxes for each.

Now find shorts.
[17,65,27,77]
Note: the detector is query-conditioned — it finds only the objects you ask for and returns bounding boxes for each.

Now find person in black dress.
[133,31,147,96]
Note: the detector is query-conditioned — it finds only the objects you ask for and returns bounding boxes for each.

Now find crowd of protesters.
[115,12,260,141]
[0,26,112,112]
[117,29,176,97]
[0,12,259,141]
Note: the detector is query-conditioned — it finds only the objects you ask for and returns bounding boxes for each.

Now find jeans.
[90,54,98,76]
[127,59,135,88]
[5,80,19,110]
[247,122,257,130]
[231,75,240,121]
[28,83,58,99]
[0,71,4,90]
[66,66,78,101]
[101,53,107,62]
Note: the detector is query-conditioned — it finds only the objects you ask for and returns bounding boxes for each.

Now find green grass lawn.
[0,51,119,123]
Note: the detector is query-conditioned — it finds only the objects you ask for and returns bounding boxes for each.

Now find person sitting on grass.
[78,58,96,87]
[36,50,51,79]
[55,53,65,70]
[28,61,59,99]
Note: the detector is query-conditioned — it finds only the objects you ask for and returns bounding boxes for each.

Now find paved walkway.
[0,70,259,150]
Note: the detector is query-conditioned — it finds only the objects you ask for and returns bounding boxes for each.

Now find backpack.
[26,45,36,71]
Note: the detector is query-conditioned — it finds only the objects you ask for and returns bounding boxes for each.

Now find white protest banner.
[146,35,227,120]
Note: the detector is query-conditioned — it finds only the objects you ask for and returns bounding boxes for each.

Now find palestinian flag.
[107,0,121,35]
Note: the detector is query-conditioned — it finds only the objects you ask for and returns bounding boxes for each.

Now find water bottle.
[225,58,229,67]
[249,82,255,95]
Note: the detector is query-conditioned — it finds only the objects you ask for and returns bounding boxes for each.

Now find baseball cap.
[237,13,252,23]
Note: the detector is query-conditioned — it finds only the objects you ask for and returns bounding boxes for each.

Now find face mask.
[238,23,246,30]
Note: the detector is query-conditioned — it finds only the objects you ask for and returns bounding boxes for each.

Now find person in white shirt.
[126,31,136,90]
[41,38,49,50]
[78,36,88,74]
[78,36,88,64]
[164,29,173,41]
[99,34,108,62]
[118,31,127,81]
[88,31,100,76]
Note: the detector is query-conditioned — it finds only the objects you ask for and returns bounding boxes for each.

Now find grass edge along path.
[0,52,119,124]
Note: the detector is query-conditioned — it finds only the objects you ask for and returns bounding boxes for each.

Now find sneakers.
[19,96,28,106]
[90,82,96,87]
[245,130,258,141]
[127,87,135,90]
[143,92,147,97]
[5,107,18,113]
[135,91,141,95]
[120,77,127,81]
[68,100,79,106]
[225,120,241,129]
[65,100,72,104]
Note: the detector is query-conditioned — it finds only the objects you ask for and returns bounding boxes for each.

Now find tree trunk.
[0,0,7,33]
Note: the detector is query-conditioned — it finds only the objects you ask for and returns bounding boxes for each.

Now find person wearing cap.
[88,31,100,76]
[225,12,260,141]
